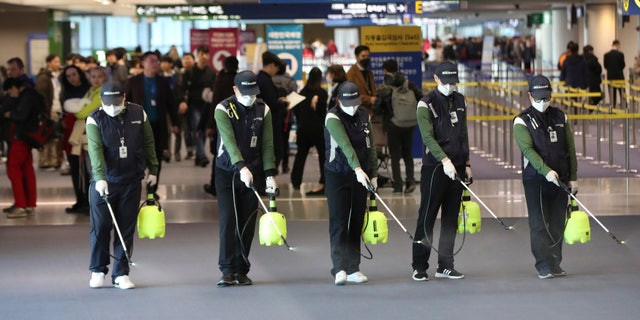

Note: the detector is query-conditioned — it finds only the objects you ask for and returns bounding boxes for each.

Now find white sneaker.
[334,270,347,285]
[114,275,135,289]
[347,271,368,283]
[89,272,105,288]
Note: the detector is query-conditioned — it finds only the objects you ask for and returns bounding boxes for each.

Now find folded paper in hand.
[287,91,306,109]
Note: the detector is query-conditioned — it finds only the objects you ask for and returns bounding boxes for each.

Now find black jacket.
[604,50,625,80]
[560,54,587,89]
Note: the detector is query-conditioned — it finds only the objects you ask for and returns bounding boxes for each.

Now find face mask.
[359,58,371,69]
[102,105,124,117]
[532,100,550,113]
[339,102,358,116]
[438,84,453,96]
[236,94,256,106]
[326,76,333,84]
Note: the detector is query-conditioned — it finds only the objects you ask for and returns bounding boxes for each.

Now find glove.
[265,176,278,194]
[442,158,457,180]
[147,174,157,187]
[464,166,473,185]
[95,180,109,196]
[354,167,370,189]
[239,167,253,188]
[545,170,560,186]
[569,180,578,195]
[370,177,378,191]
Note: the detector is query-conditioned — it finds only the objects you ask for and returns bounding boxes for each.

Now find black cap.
[435,62,459,84]
[337,81,361,107]
[234,70,260,96]
[528,75,552,100]
[100,82,124,105]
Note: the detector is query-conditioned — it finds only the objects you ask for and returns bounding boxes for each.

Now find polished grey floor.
[1,147,639,227]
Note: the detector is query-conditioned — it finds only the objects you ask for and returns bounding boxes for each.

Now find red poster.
[208,28,239,73]
[189,29,209,54]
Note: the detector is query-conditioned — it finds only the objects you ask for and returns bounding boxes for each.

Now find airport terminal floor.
[1,141,640,319]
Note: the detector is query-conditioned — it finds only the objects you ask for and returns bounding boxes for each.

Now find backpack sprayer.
[137,183,166,239]
[458,189,481,234]
[103,195,135,266]
[366,184,419,243]
[251,186,294,251]
[362,192,389,245]
[455,176,514,231]
[564,198,590,244]
[560,184,625,245]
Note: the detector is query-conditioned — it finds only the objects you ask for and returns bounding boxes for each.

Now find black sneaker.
[235,273,253,286]
[203,184,217,196]
[404,184,416,194]
[217,273,236,287]
[412,270,429,281]
[551,267,567,277]
[435,267,464,279]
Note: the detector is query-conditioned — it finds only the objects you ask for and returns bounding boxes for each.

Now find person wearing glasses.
[513,75,578,279]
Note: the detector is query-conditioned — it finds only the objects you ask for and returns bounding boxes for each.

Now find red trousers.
[7,140,37,208]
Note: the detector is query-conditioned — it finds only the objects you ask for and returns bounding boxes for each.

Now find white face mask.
[532,99,550,113]
[236,94,256,106]
[102,105,124,117]
[325,76,333,84]
[438,84,453,96]
[339,102,358,116]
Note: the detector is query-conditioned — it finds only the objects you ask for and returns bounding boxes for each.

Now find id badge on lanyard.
[119,137,128,158]
[450,110,459,125]
[549,128,558,143]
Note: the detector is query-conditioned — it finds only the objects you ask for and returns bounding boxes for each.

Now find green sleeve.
[368,119,377,177]
[565,119,578,181]
[325,116,361,170]
[262,107,276,172]
[86,118,106,181]
[75,87,102,120]
[417,102,447,161]
[143,118,159,175]
[513,120,553,176]
[214,104,244,167]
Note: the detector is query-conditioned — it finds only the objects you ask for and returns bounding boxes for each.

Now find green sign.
[528,13,544,25]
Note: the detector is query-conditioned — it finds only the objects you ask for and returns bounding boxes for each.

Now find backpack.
[22,111,56,151]
[390,80,418,127]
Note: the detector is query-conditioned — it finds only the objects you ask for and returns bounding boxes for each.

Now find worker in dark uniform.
[412,62,470,282]
[514,75,578,279]
[214,70,277,287]
[86,82,159,290]
[324,81,377,285]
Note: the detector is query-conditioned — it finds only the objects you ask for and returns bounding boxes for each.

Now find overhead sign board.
[622,0,640,15]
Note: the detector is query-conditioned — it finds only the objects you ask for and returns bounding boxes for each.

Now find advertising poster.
[266,24,303,80]
[189,29,209,54]
[208,28,238,73]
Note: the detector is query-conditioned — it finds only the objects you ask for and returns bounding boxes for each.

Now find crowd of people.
[0,40,579,288]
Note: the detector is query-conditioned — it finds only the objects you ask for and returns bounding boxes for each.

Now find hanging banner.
[209,28,238,73]
[189,29,209,54]
[266,24,303,80]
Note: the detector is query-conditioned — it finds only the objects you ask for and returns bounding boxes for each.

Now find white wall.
[0,11,48,72]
